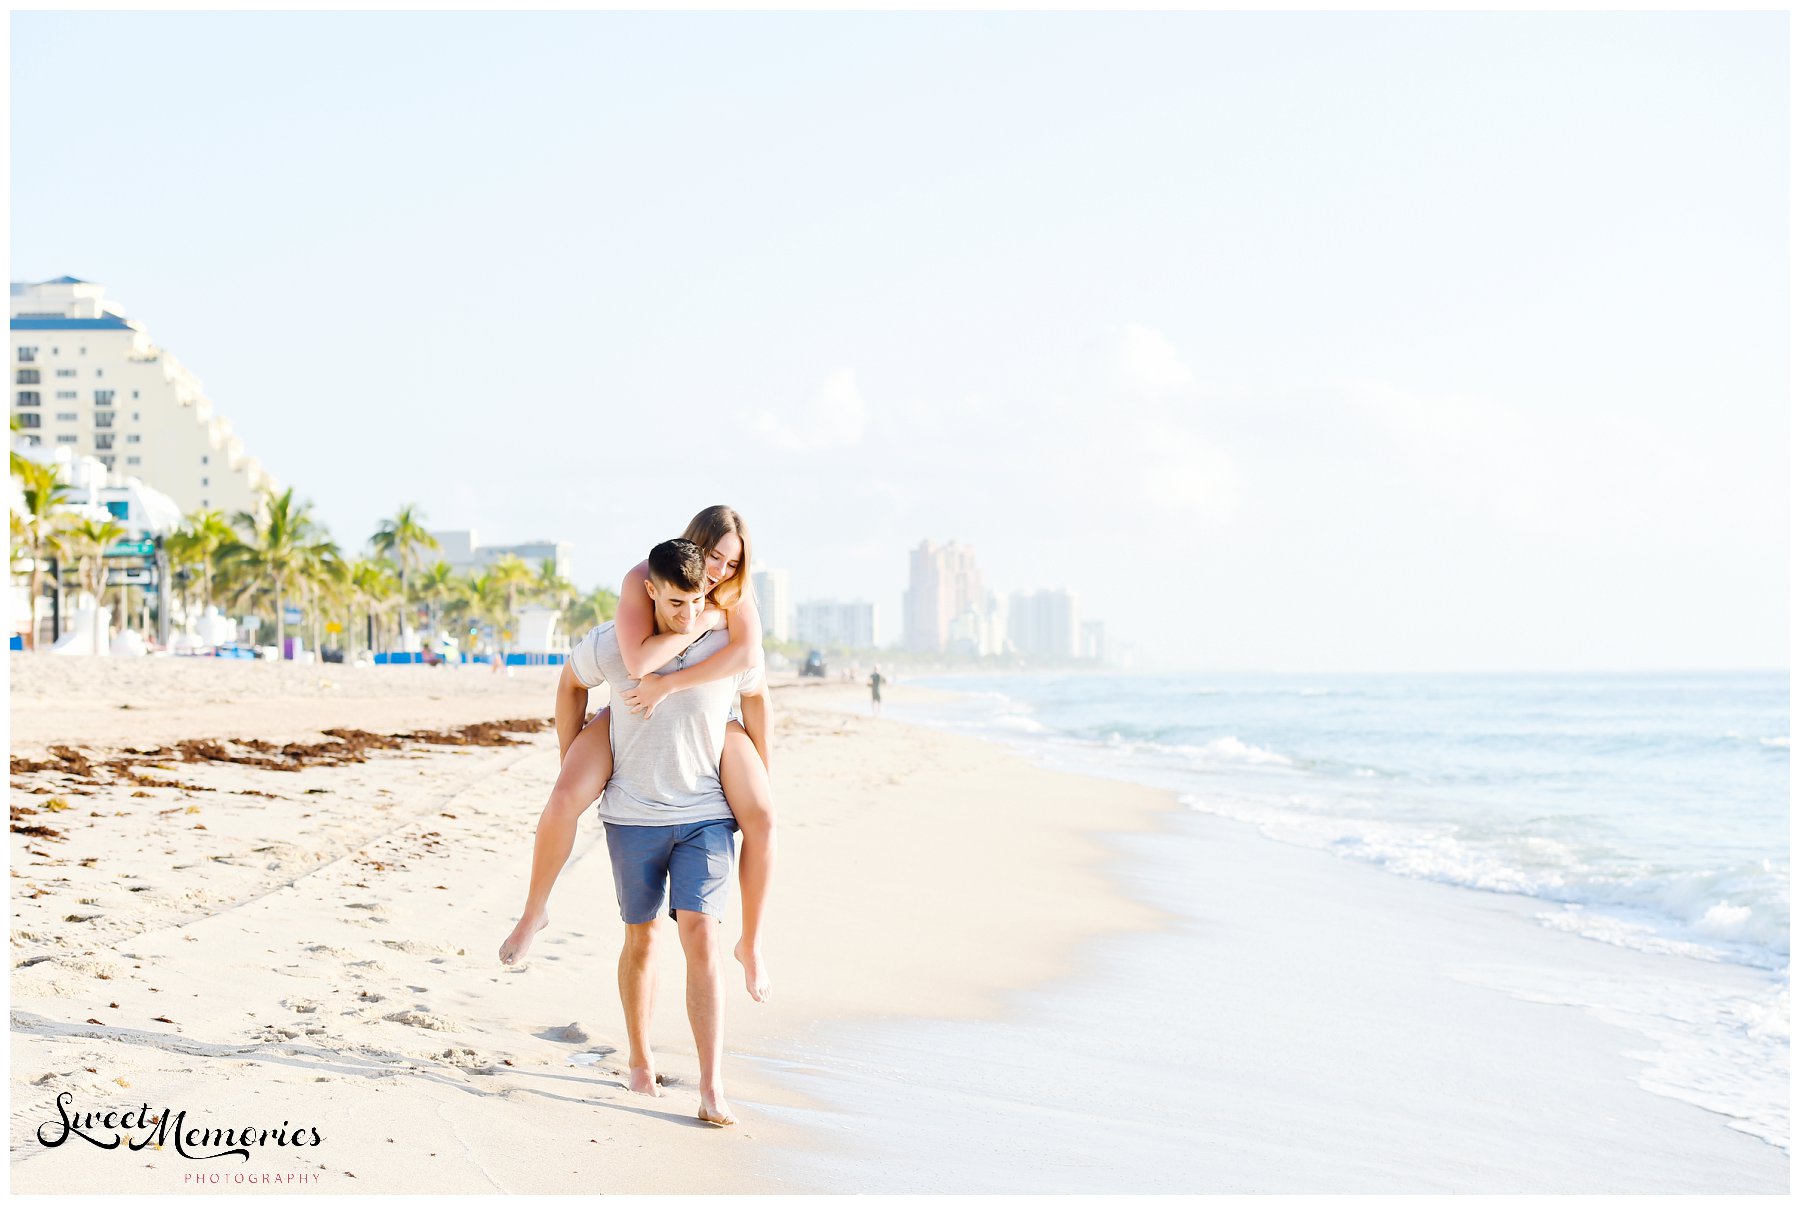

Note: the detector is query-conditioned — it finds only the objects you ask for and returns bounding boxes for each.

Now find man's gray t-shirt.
[568,621,764,826]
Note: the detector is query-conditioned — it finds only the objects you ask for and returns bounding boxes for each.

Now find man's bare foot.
[697,1086,736,1127]
[627,1066,660,1097]
[734,938,771,1003]
[498,910,548,966]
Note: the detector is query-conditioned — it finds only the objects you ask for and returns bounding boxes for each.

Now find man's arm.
[620,594,763,717]
[554,662,590,762]
[736,681,773,772]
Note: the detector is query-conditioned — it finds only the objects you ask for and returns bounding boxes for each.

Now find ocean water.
[882,670,1791,1150]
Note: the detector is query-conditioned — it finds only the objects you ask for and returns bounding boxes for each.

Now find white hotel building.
[10,277,273,516]
[429,530,574,583]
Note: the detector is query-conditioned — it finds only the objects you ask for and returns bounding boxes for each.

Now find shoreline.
[750,804,1788,1191]
[760,679,1787,1191]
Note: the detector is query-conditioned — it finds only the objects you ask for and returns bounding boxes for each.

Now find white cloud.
[752,368,867,452]
[1119,324,1195,391]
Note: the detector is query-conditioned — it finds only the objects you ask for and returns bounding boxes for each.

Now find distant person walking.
[868,664,885,717]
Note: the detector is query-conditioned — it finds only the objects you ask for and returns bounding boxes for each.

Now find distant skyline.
[11,11,1787,671]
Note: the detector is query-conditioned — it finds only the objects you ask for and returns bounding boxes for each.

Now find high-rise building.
[10,277,274,516]
[750,564,791,643]
[794,599,878,650]
[1008,588,1080,658]
[903,540,984,652]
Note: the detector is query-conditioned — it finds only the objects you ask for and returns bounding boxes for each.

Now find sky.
[10,11,1789,672]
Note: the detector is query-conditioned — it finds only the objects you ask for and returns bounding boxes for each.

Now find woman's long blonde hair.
[682,505,753,611]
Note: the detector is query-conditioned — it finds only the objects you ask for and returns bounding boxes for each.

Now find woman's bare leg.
[720,721,776,1002]
[498,710,614,965]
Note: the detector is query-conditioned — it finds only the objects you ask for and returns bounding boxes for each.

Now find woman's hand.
[701,605,729,632]
[620,672,674,718]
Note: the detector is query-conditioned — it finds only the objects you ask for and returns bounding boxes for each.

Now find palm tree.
[416,559,459,642]
[211,543,267,637]
[170,509,236,620]
[162,528,202,622]
[455,569,507,658]
[309,546,359,659]
[64,516,126,654]
[165,512,227,632]
[564,585,620,635]
[223,487,320,656]
[348,558,400,658]
[13,459,72,650]
[295,538,346,659]
[485,554,534,654]
[532,558,576,612]
[369,504,439,635]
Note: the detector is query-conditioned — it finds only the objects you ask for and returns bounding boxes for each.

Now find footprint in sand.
[281,998,321,1014]
[537,1021,588,1043]
[384,1007,458,1032]
[429,1047,488,1070]
[343,903,389,926]
[75,957,120,979]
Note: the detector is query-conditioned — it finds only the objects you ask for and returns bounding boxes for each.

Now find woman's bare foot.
[697,1086,736,1126]
[498,910,547,966]
[733,937,771,1003]
[627,1066,660,1097]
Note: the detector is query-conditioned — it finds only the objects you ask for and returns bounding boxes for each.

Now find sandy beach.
[8,658,1167,1193]
[8,657,1787,1193]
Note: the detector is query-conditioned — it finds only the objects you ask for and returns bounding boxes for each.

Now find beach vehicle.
[801,649,827,678]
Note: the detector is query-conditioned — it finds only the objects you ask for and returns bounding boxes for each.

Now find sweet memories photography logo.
[35,1091,325,1162]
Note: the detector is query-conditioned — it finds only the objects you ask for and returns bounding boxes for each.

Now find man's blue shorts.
[603,817,738,924]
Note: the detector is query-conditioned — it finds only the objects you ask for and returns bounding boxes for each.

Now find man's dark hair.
[647,538,708,593]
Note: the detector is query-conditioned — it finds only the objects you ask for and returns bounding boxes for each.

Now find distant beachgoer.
[499,505,777,1009]
[868,665,884,717]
